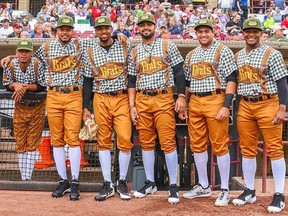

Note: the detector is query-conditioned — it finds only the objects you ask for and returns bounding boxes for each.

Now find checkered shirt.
[3,57,46,87]
[236,44,288,96]
[34,38,93,87]
[83,40,131,93]
[184,41,236,92]
[128,38,183,90]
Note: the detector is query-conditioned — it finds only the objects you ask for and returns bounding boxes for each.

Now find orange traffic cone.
[80,140,89,168]
[35,136,55,169]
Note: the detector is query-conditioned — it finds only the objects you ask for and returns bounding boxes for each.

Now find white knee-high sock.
[242,157,256,190]
[119,151,131,180]
[53,147,67,179]
[217,152,230,190]
[271,158,286,193]
[99,150,112,182]
[69,146,81,180]
[142,150,155,182]
[165,150,178,185]
[18,153,27,181]
[194,151,209,188]
[26,151,37,180]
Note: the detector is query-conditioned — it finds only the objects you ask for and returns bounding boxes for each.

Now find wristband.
[224,93,234,108]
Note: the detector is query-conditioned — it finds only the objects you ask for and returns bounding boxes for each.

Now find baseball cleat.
[116,179,131,200]
[52,179,71,198]
[69,179,80,201]
[95,181,115,201]
[183,184,212,199]
[133,180,157,198]
[215,189,230,207]
[232,188,256,206]
[168,184,180,204]
[267,193,285,213]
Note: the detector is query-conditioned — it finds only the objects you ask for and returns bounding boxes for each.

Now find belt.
[242,95,273,102]
[191,89,223,97]
[105,89,127,96]
[49,86,80,93]
[138,88,171,96]
[18,100,44,107]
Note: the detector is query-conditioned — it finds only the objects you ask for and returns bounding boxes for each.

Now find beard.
[140,29,155,40]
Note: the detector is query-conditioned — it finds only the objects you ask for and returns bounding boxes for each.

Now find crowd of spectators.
[0,0,288,42]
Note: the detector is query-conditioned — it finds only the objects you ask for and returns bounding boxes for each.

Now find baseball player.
[82,16,133,201]
[232,18,288,213]
[179,19,237,206]
[2,39,46,181]
[128,14,186,204]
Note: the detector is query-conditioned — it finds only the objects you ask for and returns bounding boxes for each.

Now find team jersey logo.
[238,64,264,83]
[139,56,168,75]
[97,62,125,80]
[190,62,214,80]
[50,55,79,73]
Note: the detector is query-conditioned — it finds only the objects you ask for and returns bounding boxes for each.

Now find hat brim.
[242,27,262,31]
[56,24,74,29]
[17,48,33,51]
[195,24,213,31]
[137,20,155,26]
[94,24,112,28]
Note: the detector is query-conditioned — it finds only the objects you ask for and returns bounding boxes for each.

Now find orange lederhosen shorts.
[188,93,229,156]
[93,93,133,152]
[46,89,83,147]
[237,96,283,160]
[14,101,46,153]
[135,89,176,154]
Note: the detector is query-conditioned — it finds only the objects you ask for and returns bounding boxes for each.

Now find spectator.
[126,14,136,33]
[157,12,168,28]
[273,7,283,24]
[174,5,184,21]
[234,0,248,19]
[228,28,241,41]
[218,0,233,15]
[269,26,288,41]
[76,4,86,17]
[22,21,34,38]
[160,0,172,10]
[49,17,57,36]
[264,12,275,29]
[112,15,122,31]
[167,16,182,35]
[113,22,131,38]
[5,2,13,19]
[149,0,161,8]
[217,9,229,27]
[275,0,285,10]
[212,14,224,31]
[134,4,143,18]
[0,18,13,38]
[30,23,50,38]
[63,7,76,22]
[179,13,189,31]
[182,22,196,39]
[50,7,59,22]
[37,6,49,22]
[281,14,288,29]
[226,14,242,33]
[158,24,170,39]
[19,30,30,39]
[91,1,102,23]
[7,23,21,38]
[214,24,226,40]
[43,22,55,38]
[261,30,271,41]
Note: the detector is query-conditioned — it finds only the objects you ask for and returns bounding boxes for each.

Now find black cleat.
[95,181,115,201]
[133,180,157,198]
[168,184,180,204]
[116,180,131,200]
[70,179,80,201]
[52,179,71,198]
[267,193,285,213]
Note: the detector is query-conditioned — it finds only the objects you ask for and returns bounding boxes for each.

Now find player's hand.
[1,56,11,69]
[272,105,286,125]
[83,108,92,122]
[175,97,186,113]
[130,106,139,125]
[116,33,128,44]
[178,110,188,120]
[216,107,230,121]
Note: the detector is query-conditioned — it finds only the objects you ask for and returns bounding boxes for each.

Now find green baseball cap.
[242,18,262,31]
[137,14,155,25]
[94,16,112,28]
[16,39,33,51]
[195,19,213,31]
[56,16,74,28]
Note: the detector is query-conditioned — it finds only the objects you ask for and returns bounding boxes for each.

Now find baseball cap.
[195,19,213,31]
[160,24,167,29]
[242,18,262,31]
[212,14,219,19]
[230,29,239,36]
[22,21,29,26]
[94,16,112,28]
[214,24,221,30]
[137,14,155,25]
[50,17,56,22]
[182,13,187,17]
[16,39,33,51]
[187,22,196,27]
[56,16,74,28]
[13,23,21,28]
[1,18,9,23]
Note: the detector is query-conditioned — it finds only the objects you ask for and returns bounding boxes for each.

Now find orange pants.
[93,93,133,152]
[46,89,83,147]
[237,97,283,160]
[135,90,176,154]
[188,93,229,156]
[14,101,46,153]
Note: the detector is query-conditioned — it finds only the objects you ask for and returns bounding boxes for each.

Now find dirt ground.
[0,190,287,216]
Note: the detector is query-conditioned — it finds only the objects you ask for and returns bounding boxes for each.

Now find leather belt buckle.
[143,90,157,96]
